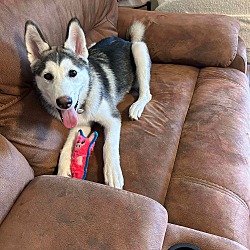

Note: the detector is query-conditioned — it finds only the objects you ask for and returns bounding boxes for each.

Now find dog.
[24,18,151,189]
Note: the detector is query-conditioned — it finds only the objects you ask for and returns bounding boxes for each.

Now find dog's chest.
[76,98,114,126]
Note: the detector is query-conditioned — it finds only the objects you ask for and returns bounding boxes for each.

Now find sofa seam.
[164,68,201,202]
[106,0,118,30]
[0,89,31,112]
[172,175,249,212]
[91,1,117,33]
[78,179,168,214]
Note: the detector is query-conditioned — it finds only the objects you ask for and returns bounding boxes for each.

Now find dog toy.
[70,129,98,179]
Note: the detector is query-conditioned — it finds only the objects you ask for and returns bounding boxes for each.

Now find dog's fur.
[25,18,151,189]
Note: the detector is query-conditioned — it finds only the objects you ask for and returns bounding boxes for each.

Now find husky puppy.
[24,18,151,189]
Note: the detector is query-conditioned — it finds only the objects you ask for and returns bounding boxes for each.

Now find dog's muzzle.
[56,97,79,128]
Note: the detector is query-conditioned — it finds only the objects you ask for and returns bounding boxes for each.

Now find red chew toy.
[70,129,98,179]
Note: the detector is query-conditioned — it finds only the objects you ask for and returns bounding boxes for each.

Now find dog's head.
[25,18,89,128]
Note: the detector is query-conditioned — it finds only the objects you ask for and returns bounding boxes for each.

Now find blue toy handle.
[82,131,98,180]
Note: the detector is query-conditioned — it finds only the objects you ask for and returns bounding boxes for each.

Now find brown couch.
[0,0,249,249]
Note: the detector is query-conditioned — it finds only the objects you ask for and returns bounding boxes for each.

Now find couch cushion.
[156,0,250,62]
[118,8,240,67]
[87,64,199,204]
[0,0,118,175]
[0,89,68,175]
[0,176,167,250]
[165,67,250,248]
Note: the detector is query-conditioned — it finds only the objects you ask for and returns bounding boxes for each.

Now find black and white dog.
[25,18,151,189]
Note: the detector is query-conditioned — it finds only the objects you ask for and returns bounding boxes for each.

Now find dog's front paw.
[57,167,72,178]
[104,164,124,189]
[57,152,72,178]
[129,94,152,120]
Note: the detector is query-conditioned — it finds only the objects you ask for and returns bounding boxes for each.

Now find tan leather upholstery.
[0,135,34,224]
[118,8,240,67]
[0,0,249,249]
[0,176,167,249]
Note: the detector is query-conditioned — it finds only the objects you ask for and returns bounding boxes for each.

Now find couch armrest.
[118,9,240,68]
[229,36,248,74]
[0,134,34,224]
[0,176,168,249]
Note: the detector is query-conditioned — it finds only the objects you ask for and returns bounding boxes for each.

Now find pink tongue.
[61,107,78,128]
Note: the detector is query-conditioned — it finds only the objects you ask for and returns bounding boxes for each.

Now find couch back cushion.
[156,0,250,63]
[0,0,118,175]
[118,8,240,68]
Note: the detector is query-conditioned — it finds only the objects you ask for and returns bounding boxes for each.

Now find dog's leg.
[102,116,124,189]
[129,42,152,120]
[57,124,91,177]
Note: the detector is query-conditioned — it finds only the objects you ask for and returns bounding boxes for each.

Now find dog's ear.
[64,18,88,60]
[25,21,50,65]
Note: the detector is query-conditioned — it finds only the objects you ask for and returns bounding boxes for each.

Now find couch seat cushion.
[165,67,250,248]
[87,64,199,204]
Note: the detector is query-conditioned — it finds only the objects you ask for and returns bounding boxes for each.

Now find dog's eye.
[44,73,53,81]
[69,70,77,77]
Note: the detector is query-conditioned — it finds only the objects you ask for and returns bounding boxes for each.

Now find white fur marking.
[96,101,124,189]
[129,42,152,120]
[129,21,146,42]
[36,58,89,110]
[101,64,117,103]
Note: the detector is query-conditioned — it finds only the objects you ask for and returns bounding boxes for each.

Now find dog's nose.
[56,96,72,109]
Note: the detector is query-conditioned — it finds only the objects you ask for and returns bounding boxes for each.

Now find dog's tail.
[129,21,146,43]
